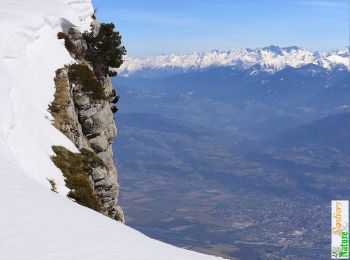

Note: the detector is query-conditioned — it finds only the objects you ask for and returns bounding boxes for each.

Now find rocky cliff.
[50,19,124,221]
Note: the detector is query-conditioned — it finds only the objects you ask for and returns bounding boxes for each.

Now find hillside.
[114,63,350,137]
[266,112,350,152]
[0,0,221,259]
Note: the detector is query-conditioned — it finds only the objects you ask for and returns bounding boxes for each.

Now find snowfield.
[0,0,221,259]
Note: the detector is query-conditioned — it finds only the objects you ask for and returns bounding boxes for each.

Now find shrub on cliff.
[49,68,78,139]
[51,146,103,212]
[68,64,106,101]
[83,23,126,78]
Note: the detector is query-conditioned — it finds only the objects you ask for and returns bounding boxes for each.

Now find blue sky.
[92,0,349,57]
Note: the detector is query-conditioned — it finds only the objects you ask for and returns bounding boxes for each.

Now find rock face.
[52,22,124,222]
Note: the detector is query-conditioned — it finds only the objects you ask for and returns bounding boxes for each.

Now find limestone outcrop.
[50,20,124,222]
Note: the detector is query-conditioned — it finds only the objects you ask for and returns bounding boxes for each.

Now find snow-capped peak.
[317,47,350,69]
[118,46,349,77]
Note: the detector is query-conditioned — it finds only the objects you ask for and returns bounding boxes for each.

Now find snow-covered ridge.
[0,0,221,259]
[0,0,93,194]
[118,46,349,77]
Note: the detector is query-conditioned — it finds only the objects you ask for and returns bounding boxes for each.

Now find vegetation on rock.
[57,32,81,58]
[49,68,77,139]
[83,23,126,78]
[49,69,70,114]
[68,63,106,101]
[49,20,124,221]
[51,145,104,212]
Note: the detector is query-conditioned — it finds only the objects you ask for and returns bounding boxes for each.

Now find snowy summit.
[0,0,222,259]
[118,46,350,77]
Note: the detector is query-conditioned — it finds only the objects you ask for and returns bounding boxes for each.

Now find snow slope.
[0,0,93,193]
[0,139,220,260]
[118,46,349,77]
[0,0,221,259]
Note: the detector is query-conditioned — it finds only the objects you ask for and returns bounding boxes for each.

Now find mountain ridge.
[118,46,349,78]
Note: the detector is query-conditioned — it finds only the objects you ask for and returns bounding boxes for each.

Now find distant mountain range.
[115,46,350,259]
[114,61,350,137]
[118,46,349,78]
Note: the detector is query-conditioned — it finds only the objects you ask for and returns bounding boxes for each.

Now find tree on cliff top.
[83,23,126,79]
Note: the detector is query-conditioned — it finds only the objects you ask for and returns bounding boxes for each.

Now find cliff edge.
[50,20,124,221]
[0,0,222,259]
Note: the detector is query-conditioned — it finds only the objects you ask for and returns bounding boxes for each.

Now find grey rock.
[79,105,114,135]
[102,196,114,203]
[97,146,114,170]
[91,167,107,181]
[74,95,90,108]
[82,118,94,132]
[80,107,98,120]
[95,177,114,188]
[102,76,113,94]
[105,123,117,143]
[91,20,101,36]
[91,105,114,131]
[103,200,115,209]
[89,134,109,152]
[113,206,125,223]
[52,25,124,222]
[66,27,88,54]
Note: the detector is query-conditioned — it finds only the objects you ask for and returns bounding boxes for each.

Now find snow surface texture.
[0,0,221,259]
[0,0,92,194]
[0,139,221,260]
[118,46,350,77]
